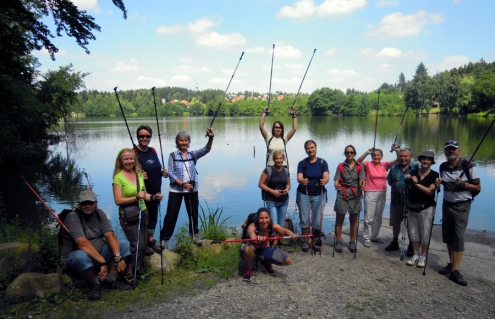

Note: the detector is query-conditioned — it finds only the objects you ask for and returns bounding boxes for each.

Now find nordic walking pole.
[459,116,495,178]
[134,198,143,288]
[290,49,317,112]
[332,190,340,258]
[211,234,313,244]
[21,176,69,233]
[83,172,92,190]
[114,87,138,153]
[390,105,409,152]
[208,52,244,134]
[423,190,439,275]
[373,89,381,152]
[400,186,409,261]
[266,44,275,113]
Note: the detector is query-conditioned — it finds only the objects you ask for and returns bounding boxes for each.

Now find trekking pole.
[373,89,381,152]
[459,116,495,178]
[390,105,409,152]
[290,49,317,113]
[211,234,313,244]
[332,190,340,258]
[114,87,138,153]
[159,204,164,285]
[207,52,244,134]
[21,176,69,233]
[83,172,92,190]
[305,186,312,253]
[151,87,166,167]
[423,189,439,275]
[266,44,275,113]
[134,197,143,288]
[400,186,409,261]
[354,205,361,259]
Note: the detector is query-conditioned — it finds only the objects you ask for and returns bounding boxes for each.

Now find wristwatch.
[114,253,121,258]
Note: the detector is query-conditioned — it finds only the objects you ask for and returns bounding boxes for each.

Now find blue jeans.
[296,191,326,230]
[64,239,131,275]
[265,200,288,226]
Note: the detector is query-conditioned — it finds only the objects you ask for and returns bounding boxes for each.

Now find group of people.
[61,125,215,299]
[60,111,481,297]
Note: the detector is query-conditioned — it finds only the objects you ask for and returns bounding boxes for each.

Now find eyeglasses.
[138,135,151,139]
[371,153,380,157]
[80,201,96,206]
[345,151,356,155]
[273,126,282,129]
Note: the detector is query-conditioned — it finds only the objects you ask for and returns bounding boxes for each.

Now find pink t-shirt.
[364,161,391,191]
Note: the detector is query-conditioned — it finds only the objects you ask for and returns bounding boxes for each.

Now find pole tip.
[152,86,156,90]
[313,48,317,53]
[113,87,118,92]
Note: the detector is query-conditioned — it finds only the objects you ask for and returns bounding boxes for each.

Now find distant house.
[161,98,166,104]
[277,95,284,101]
[180,100,190,108]
[431,101,440,108]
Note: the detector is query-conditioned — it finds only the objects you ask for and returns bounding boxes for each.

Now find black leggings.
[119,210,148,271]
[160,191,199,241]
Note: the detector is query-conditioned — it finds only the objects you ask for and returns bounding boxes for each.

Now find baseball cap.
[444,140,459,148]
[79,190,97,203]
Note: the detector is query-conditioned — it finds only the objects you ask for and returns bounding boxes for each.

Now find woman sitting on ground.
[405,151,439,268]
[112,148,163,284]
[258,151,290,226]
[241,208,298,282]
[334,145,366,254]
[259,107,297,167]
[357,145,399,247]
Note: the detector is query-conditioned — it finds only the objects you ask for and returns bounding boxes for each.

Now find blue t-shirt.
[135,147,162,194]
[297,157,329,196]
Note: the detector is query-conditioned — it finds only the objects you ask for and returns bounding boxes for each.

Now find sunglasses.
[273,126,282,129]
[345,151,356,155]
[80,201,96,206]
[371,153,381,157]
[138,135,151,139]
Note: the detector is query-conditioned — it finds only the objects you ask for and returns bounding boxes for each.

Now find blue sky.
[33,0,495,94]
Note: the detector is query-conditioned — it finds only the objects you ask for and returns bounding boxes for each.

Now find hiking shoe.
[348,241,357,253]
[363,240,371,247]
[406,243,414,257]
[438,263,453,275]
[385,241,400,252]
[88,284,102,300]
[302,241,310,252]
[449,270,468,286]
[370,238,384,244]
[406,255,419,266]
[417,256,426,268]
[104,280,133,290]
[193,235,203,246]
[262,262,275,276]
[145,246,155,256]
[160,240,168,249]
[242,269,251,282]
[334,240,343,253]
[148,239,162,253]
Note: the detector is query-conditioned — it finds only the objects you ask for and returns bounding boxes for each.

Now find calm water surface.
[49,116,495,240]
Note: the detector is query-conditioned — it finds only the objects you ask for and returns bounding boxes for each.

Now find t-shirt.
[265,134,288,166]
[297,157,329,196]
[440,158,480,203]
[65,208,112,254]
[134,147,162,194]
[263,167,289,202]
[364,161,391,192]
[113,171,147,212]
[387,162,418,205]
[408,168,439,208]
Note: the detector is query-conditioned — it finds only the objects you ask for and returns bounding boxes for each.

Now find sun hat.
[417,150,435,164]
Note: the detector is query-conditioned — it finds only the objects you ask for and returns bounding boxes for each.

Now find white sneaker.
[193,235,203,246]
[363,240,371,247]
[416,256,426,268]
[406,255,419,266]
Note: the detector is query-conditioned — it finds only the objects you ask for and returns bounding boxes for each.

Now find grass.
[0,206,241,318]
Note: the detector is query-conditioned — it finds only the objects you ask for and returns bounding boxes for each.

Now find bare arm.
[259,111,268,140]
[357,148,372,164]
[205,127,214,151]
[285,116,297,141]
[386,144,400,166]
[273,223,298,238]
[74,237,106,263]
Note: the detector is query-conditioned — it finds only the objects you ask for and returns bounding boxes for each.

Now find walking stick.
[400,185,410,261]
[423,190,439,275]
[459,116,495,178]
[83,172,92,190]
[390,105,409,152]
[332,190,340,258]
[373,89,381,152]
[290,49,317,112]
[114,87,138,153]
[211,234,313,244]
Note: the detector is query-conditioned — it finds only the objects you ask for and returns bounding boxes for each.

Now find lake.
[46,115,495,241]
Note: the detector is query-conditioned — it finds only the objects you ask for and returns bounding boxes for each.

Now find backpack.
[266,136,289,168]
[170,151,198,179]
[241,212,273,245]
[261,166,290,201]
[58,208,101,255]
[337,162,362,199]
[439,159,480,199]
[301,157,325,179]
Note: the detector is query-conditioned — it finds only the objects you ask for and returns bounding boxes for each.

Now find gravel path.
[122,223,495,319]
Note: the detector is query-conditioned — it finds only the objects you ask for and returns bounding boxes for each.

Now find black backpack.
[261,166,290,201]
[439,159,480,199]
[241,212,274,245]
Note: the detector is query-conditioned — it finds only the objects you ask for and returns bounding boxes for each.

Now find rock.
[5,273,62,302]
[0,242,40,275]
[148,249,179,272]
[454,305,465,312]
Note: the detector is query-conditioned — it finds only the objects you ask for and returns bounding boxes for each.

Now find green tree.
[404,63,434,114]
[435,72,461,113]
[307,88,346,115]
[472,74,495,112]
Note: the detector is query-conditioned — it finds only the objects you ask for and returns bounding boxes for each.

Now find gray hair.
[399,147,413,157]
[175,130,191,148]
[272,150,285,161]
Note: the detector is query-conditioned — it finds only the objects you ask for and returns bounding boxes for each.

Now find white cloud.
[111,59,139,72]
[169,65,213,74]
[134,76,167,88]
[72,0,98,10]
[156,24,183,35]
[188,17,220,33]
[365,10,445,38]
[326,69,359,77]
[274,42,303,58]
[128,13,146,21]
[361,47,375,57]
[245,46,265,53]
[195,32,247,48]
[376,0,399,7]
[430,55,470,73]
[317,0,367,18]
[377,63,393,72]
[276,0,366,19]
[377,47,403,57]
[325,48,338,55]
[170,75,191,83]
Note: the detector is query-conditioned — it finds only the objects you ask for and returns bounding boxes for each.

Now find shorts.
[407,206,434,245]
[389,203,406,227]
[334,192,361,215]
[442,199,471,252]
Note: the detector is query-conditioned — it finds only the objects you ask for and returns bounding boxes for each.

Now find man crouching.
[61,190,133,300]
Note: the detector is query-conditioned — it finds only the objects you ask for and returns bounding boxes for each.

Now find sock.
[393,237,398,242]
[82,267,99,285]
[107,272,117,282]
